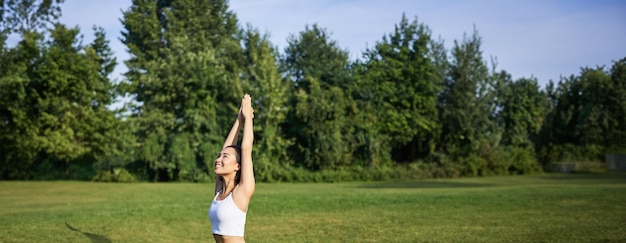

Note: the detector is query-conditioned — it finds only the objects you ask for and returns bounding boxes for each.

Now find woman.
[209,94,255,243]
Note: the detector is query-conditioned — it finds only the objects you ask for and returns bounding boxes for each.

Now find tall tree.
[33,24,121,176]
[0,23,119,178]
[241,25,293,180]
[350,59,389,168]
[497,75,547,147]
[606,57,626,151]
[0,31,40,178]
[577,67,612,147]
[360,14,441,163]
[120,0,242,181]
[541,73,594,148]
[86,26,134,177]
[282,24,356,170]
[1,0,119,179]
[0,0,64,34]
[438,29,501,175]
[539,58,626,165]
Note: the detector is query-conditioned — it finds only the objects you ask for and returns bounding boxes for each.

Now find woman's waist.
[213,234,245,243]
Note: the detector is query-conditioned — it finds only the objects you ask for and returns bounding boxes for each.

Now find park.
[2,1,626,242]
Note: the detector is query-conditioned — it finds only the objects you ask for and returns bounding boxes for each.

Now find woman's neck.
[221,176,236,193]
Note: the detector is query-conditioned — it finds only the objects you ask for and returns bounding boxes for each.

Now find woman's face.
[215,147,240,176]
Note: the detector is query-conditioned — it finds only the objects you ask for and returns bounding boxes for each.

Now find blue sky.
[52,0,626,87]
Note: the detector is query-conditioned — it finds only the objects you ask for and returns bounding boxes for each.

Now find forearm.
[238,94,255,196]
[222,118,241,148]
[217,117,240,195]
[241,119,254,151]
[240,118,255,189]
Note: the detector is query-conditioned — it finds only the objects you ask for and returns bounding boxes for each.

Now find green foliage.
[0,18,120,179]
[539,144,605,166]
[0,33,38,178]
[121,0,241,181]
[1,1,621,182]
[91,168,136,183]
[438,28,501,159]
[359,14,441,163]
[0,0,64,34]
[281,24,357,170]
[538,57,626,167]
[497,76,548,147]
[364,15,440,146]
[240,25,294,182]
[606,57,626,151]
[577,67,613,146]
[500,146,542,174]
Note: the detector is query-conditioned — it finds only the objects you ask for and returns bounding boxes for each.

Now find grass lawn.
[1,173,625,242]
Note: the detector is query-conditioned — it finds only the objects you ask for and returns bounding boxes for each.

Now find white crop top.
[208,191,247,237]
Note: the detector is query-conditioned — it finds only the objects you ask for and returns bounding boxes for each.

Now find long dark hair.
[224,145,242,185]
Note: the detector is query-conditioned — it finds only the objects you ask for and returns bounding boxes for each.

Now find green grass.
[1,173,625,242]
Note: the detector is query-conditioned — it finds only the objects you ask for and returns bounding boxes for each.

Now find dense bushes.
[92,168,136,183]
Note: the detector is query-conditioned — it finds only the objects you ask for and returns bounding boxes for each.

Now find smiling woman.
[209,94,255,243]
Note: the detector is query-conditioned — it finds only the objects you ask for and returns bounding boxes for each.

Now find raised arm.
[216,103,244,195]
[238,94,255,198]
[222,105,244,148]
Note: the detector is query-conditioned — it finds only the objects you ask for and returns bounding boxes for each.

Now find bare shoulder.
[232,186,254,212]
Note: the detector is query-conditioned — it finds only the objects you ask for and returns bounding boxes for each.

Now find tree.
[120,0,242,181]
[0,31,39,178]
[241,25,293,181]
[606,57,626,151]
[0,22,119,179]
[538,58,626,165]
[497,76,547,147]
[0,0,64,34]
[86,26,135,179]
[350,59,390,168]
[0,0,67,179]
[282,24,356,170]
[438,29,502,176]
[577,67,612,147]
[360,14,441,163]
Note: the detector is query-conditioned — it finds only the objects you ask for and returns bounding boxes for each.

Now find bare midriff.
[213,234,245,243]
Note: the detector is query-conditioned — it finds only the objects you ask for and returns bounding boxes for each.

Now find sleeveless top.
[208,191,247,237]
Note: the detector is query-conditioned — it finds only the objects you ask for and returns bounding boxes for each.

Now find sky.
[49,0,626,87]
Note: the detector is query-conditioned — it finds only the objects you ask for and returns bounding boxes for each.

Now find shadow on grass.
[65,222,111,243]
[360,180,496,189]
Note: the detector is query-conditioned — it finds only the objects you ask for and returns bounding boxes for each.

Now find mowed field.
[1,173,625,242]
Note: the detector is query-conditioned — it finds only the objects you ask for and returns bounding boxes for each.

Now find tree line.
[1,0,625,182]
